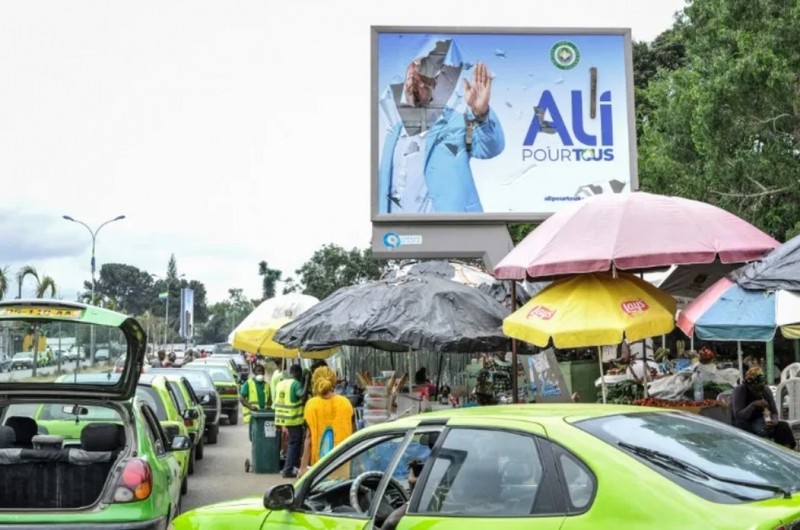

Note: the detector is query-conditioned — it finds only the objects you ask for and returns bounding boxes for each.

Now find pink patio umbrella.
[494,192,779,281]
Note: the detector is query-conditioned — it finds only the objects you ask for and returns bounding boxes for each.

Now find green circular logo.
[550,41,580,70]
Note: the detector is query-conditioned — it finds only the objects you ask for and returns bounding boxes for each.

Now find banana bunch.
[654,347,670,362]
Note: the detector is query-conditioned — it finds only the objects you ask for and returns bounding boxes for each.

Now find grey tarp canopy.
[731,235,800,291]
[273,275,511,354]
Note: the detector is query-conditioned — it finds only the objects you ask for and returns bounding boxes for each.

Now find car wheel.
[188,447,195,475]
[181,475,188,496]
[228,411,239,425]
[206,424,219,444]
[195,436,204,460]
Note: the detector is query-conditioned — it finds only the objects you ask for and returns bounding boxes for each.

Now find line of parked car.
[0,299,252,529]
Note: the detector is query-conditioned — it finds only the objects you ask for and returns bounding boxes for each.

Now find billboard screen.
[179,288,194,340]
[372,27,636,222]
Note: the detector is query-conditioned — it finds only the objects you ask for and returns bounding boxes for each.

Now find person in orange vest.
[240,364,271,441]
[274,364,304,478]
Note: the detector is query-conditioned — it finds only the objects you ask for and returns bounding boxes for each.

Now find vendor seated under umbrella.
[732,367,796,450]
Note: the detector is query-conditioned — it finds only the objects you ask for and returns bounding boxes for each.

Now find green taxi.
[173,404,800,530]
[183,359,240,425]
[161,374,207,464]
[137,374,194,494]
[0,299,191,529]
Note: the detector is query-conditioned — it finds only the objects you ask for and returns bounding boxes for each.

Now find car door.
[396,424,567,530]
[139,403,183,513]
[261,430,412,530]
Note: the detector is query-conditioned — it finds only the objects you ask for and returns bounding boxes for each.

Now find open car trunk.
[0,422,127,510]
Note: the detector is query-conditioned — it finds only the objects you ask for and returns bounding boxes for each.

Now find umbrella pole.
[737,341,744,384]
[598,346,607,404]
[766,340,775,384]
[794,340,800,363]
[408,348,413,394]
[435,352,444,399]
[641,339,649,398]
[511,281,519,404]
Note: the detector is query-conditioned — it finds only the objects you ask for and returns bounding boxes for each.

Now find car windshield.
[136,386,168,421]
[189,365,234,383]
[175,370,214,391]
[575,412,800,503]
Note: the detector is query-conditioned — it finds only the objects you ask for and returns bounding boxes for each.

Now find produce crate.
[632,399,730,424]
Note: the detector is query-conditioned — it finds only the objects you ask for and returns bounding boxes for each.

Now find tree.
[16,266,56,299]
[0,267,8,300]
[199,289,254,343]
[507,223,537,245]
[87,263,156,315]
[287,244,387,300]
[638,0,800,240]
[258,261,283,300]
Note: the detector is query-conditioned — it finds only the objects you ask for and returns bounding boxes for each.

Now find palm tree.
[15,266,58,376]
[16,266,57,300]
[16,265,38,299]
[0,267,9,300]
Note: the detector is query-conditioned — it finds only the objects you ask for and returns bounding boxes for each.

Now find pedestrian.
[732,367,796,449]
[240,364,271,440]
[152,350,166,368]
[298,366,354,477]
[302,359,329,402]
[274,364,305,478]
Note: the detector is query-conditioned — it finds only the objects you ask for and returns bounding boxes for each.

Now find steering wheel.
[349,471,409,514]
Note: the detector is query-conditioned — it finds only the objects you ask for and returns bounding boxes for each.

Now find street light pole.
[63,214,125,365]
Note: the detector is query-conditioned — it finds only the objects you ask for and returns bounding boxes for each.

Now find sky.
[0,0,687,304]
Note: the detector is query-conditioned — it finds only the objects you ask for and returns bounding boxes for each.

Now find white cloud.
[0,0,685,303]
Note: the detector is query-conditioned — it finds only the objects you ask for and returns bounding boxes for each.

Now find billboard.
[372,27,636,222]
[179,288,194,340]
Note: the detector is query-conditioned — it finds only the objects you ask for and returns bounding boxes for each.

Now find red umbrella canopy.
[494,192,779,280]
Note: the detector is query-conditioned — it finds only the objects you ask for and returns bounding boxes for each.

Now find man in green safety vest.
[240,363,271,441]
[274,364,304,478]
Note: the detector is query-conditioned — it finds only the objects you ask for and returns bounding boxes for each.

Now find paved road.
[182,412,293,513]
[0,361,86,382]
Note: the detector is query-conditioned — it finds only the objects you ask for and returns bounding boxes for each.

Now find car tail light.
[776,520,800,530]
[114,458,152,502]
[184,418,194,427]
[221,386,237,395]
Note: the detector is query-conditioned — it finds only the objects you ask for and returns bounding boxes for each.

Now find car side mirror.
[170,435,191,451]
[264,484,295,510]
[182,409,199,420]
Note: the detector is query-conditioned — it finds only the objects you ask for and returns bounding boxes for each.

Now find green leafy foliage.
[639,0,800,240]
[284,244,388,300]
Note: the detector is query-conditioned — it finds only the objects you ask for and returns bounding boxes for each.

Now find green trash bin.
[249,410,281,474]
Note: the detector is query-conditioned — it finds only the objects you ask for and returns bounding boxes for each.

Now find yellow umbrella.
[231,317,336,360]
[504,272,677,349]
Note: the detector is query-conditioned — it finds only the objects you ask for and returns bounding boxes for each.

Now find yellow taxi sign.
[0,306,84,319]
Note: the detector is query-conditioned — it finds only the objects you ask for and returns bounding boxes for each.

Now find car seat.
[80,423,126,452]
[5,417,37,448]
[0,426,15,449]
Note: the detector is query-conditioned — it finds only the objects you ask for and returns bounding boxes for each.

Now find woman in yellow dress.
[298,367,354,476]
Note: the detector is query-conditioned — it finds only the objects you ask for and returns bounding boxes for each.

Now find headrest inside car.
[5,416,38,446]
[81,423,125,452]
[0,425,16,448]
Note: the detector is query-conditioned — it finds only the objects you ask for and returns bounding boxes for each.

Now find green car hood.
[172,496,267,529]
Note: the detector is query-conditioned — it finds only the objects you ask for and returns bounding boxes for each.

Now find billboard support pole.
[511,280,519,404]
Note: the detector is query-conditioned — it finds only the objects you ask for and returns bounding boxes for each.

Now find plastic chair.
[775,379,800,429]
[781,363,800,382]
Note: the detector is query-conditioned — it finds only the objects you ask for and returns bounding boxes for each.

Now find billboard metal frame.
[370,25,638,224]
